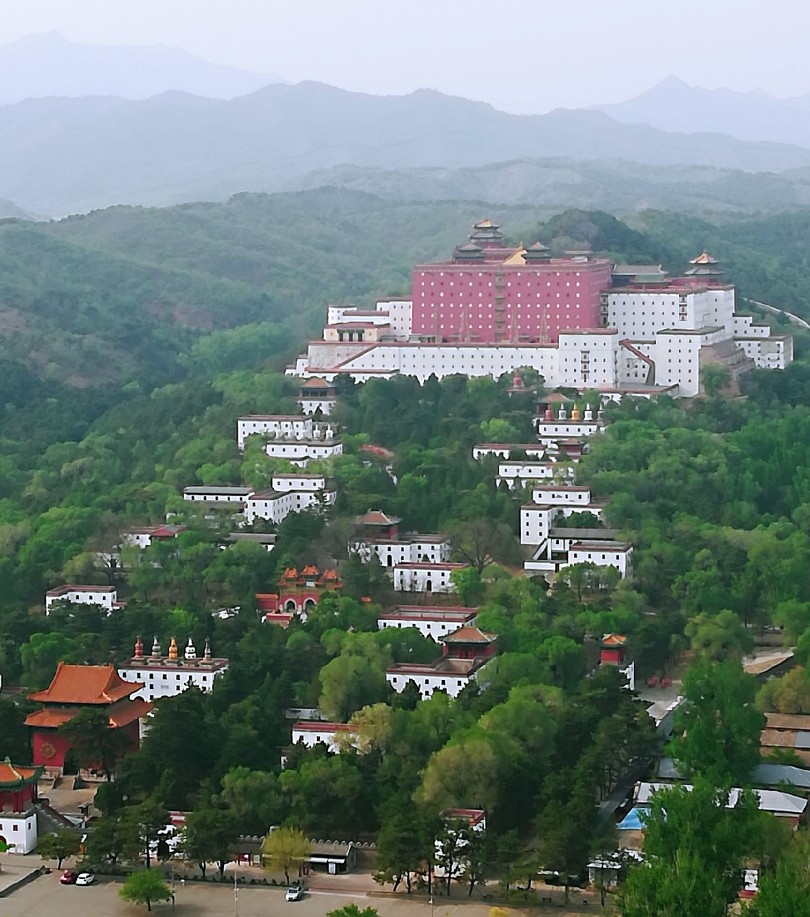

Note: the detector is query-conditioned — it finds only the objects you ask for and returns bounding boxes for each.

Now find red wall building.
[411,220,612,344]
[25,663,151,774]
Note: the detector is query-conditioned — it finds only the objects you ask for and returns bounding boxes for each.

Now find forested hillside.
[5,191,810,902]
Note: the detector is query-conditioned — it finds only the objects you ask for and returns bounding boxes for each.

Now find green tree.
[670,659,765,785]
[0,696,31,761]
[749,832,810,916]
[119,869,173,912]
[119,799,171,869]
[182,804,239,879]
[58,708,130,780]
[326,907,380,917]
[448,519,519,574]
[318,645,390,722]
[535,779,594,903]
[219,767,282,837]
[417,737,500,812]
[450,566,486,606]
[262,826,311,885]
[374,802,433,893]
[684,609,753,662]
[19,632,82,689]
[36,830,80,868]
[757,666,810,714]
[621,779,758,917]
[83,814,126,867]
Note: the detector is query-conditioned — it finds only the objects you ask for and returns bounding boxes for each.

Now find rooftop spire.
[204,637,212,661]
[151,635,161,658]
[168,636,178,661]
[134,635,144,659]
[185,637,197,660]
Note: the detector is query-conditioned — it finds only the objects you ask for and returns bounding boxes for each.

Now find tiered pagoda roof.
[25,662,152,730]
[685,251,724,277]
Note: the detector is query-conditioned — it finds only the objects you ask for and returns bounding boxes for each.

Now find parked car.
[75,872,95,886]
[286,885,304,901]
[60,870,77,885]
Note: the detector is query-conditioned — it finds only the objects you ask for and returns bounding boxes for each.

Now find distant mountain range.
[4,81,810,217]
[595,77,810,150]
[291,160,810,215]
[0,32,284,106]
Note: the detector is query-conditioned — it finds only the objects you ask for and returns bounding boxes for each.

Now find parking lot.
[0,871,497,917]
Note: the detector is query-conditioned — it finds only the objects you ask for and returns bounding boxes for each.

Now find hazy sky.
[0,0,806,113]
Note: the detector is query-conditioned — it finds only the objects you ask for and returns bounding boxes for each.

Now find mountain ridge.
[4,81,810,217]
[595,76,810,149]
[0,31,284,106]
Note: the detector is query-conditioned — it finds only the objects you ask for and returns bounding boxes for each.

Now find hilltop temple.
[287,222,792,397]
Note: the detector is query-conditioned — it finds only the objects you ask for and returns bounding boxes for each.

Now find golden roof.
[690,251,718,265]
[503,247,527,265]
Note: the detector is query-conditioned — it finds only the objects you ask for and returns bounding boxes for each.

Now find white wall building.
[566,541,633,578]
[377,605,478,639]
[183,485,253,505]
[118,637,229,702]
[244,473,335,525]
[287,263,792,397]
[0,811,37,854]
[290,721,359,754]
[264,429,342,468]
[496,461,575,489]
[353,534,451,568]
[122,524,187,550]
[393,562,468,593]
[45,585,118,614]
[237,415,313,451]
[472,443,545,460]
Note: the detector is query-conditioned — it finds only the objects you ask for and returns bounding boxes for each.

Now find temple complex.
[25,662,151,774]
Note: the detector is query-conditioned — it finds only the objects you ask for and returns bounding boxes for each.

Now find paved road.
[1,870,603,917]
[0,872,473,917]
[746,298,810,331]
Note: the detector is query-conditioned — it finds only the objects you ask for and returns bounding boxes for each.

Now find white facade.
[531,485,593,506]
[286,278,791,398]
[244,473,335,525]
[237,416,313,451]
[377,606,477,639]
[264,435,342,468]
[353,535,451,568]
[244,489,334,526]
[290,722,358,754]
[386,659,493,699]
[0,812,38,854]
[291,330,622,388]
[566,541,633,578]
[534,419,604,440]
[183,485,253,505]
[496,461,575,489]
[118,659,229,701]
[472,443,545,460]
[393,562,467,593]
[45,585,117,614]
[520,503,553,546]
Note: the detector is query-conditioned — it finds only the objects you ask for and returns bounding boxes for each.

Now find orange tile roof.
[601,634,627,647]
[108,698,153,728]
[441,626,497,644]
[25,708,81,729]
[28,662,142,705]
[0,760,43,788]
[25,698,152,730]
